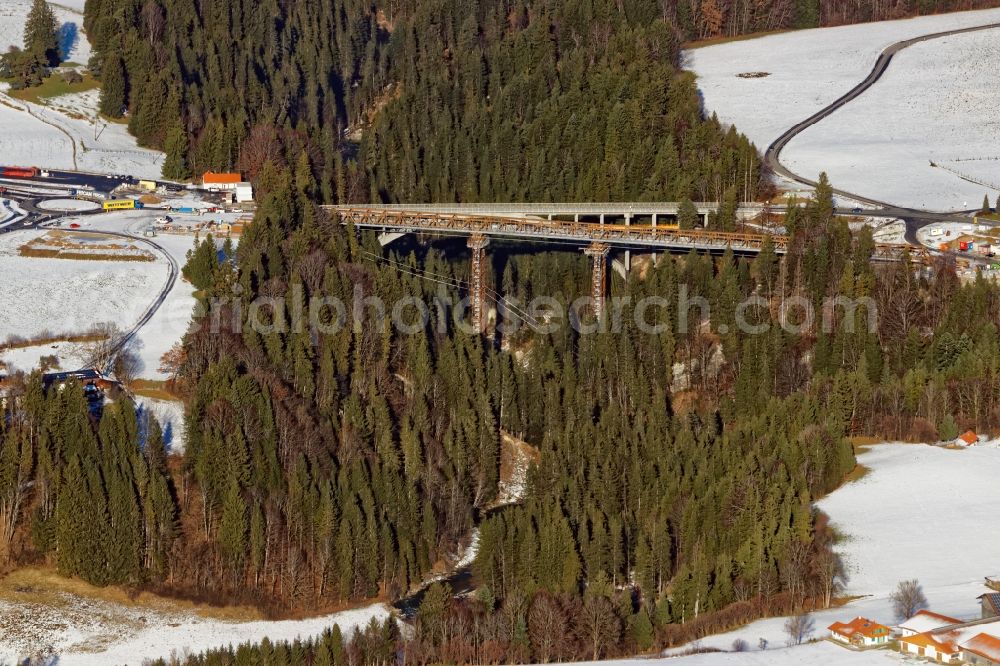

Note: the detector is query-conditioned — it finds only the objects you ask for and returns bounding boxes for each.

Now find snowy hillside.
[0,229,170,347]
[545,443,1000,665]
[0,592,390,665]
[633,443,1000,664]
[0,0,90,63]
[688,8,1000,211]
[0,1,164,177]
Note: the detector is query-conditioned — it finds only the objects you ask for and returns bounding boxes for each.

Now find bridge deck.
[328,206,931,264]
[326,201,766,216]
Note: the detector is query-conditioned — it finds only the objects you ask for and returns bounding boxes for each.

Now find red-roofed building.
[899,609,963,637]
[828,616,891,648]
[958,430,980,446]
[201,172,254,202]
[963,632,1000,665]
[202,172,243,189]
[898,629,962,662]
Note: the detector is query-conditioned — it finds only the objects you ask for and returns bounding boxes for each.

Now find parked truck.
[0,166,39,179]
[103,199,144,211]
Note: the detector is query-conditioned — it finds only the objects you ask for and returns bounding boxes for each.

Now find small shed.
[234,182,254,203]
[958,430,980,447]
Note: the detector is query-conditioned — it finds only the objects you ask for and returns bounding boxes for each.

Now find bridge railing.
[334,207,785,251]
[325,202,767,215]
[330,207,933,264]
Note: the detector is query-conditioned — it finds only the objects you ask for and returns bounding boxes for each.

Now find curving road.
[763,20,1000,238]
[79,228,179,363]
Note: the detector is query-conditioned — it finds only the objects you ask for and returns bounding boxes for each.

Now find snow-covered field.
[688,8,1000,211]
[0,340,90,374]
[0,204,232,381]
[819,444,1000,601]
[0,591,390,665]
[648,443,1000,665]
[0,228,169,348]
[0,0,164,178]
[68,211,204,379]
[136,396,187,453]
[0,0,89,63]
[0,90,165,178]
[579,641,904,665]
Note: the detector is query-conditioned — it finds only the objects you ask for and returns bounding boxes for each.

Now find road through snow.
[689,8,1000,211]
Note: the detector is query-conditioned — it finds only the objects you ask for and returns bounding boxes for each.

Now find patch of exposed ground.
[18,230,155,261]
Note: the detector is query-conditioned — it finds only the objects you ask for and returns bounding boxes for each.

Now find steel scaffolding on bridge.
[330,206,930,261]
[332,206,786,253]
[329,206,935,334]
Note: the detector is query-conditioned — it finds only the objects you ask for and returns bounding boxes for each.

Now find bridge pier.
[584,242,611,321]
[651,215,658,264]
[624,214,632,272]
[468,234,490,334]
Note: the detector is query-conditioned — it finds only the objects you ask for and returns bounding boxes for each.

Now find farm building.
[963,632,1000,665]
[828,616,891,648]
[899,609,963,637]
[234,182,254,203]
[898,629,963,662]
[981,593,1000,619]
[201,172,242,190]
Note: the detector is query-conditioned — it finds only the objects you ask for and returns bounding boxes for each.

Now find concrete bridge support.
[468,234,490,334]
[584,242,611,321]
[624,214,632,272]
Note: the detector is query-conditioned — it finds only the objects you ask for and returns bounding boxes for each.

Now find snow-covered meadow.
[644,443,1000,665]
[0,0,89,64]
[0,209,205,381]
[0,593,390,665]
[0,89,166,178]
[68,210,207,379]
[0,0,164,177]
[688,9,1000,211]
[0,228,170,347]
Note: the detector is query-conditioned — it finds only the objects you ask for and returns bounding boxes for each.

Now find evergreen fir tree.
[24,0,59,67]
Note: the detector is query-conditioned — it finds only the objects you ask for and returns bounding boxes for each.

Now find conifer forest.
[2,0,1000,663]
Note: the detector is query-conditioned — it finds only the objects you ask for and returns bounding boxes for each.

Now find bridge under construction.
[325,204,933,327]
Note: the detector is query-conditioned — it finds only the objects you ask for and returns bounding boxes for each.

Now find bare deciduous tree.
[113,348,142,387]
[577,595,620,661]
[238,124,284,182]
[890,579,928,621]
[813,546,845,609]
[83,322,125,373]
[528,593,571,663]
[784,612,814,646]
